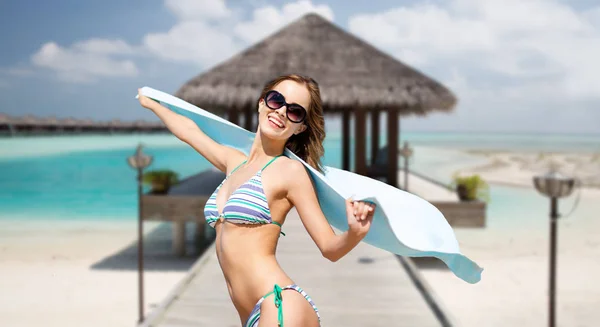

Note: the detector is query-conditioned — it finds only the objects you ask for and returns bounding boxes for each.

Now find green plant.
[142,169,179,194]
[450,173,490,202]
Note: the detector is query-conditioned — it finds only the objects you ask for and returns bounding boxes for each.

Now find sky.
[1,0,599,134]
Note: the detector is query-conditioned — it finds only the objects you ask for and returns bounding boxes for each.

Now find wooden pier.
[0,113,168,136]
[139,209,450,327]
[135,162,484,327]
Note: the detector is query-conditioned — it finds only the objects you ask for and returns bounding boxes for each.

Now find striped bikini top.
[204,155,285,236]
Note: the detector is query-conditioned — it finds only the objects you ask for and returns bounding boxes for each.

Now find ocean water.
[0,132,597,227]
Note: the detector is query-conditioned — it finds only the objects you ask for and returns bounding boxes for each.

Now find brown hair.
[258,74,325,173]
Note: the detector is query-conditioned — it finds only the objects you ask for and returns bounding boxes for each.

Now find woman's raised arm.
[138,90,243,173]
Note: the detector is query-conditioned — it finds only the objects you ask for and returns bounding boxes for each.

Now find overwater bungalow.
[0,114,169,136]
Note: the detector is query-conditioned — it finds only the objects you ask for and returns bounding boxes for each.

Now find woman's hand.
[345,197,376,238]
[137,88,157,110]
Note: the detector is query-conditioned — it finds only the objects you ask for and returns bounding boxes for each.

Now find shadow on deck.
[90,222,212,272]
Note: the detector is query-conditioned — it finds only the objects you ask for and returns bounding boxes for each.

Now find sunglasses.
[263,90,307,123]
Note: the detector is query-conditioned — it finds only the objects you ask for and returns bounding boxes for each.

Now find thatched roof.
[40,116,59,125]
[176,13,456,114]
[0,114,12,124]
[79,118,95,127]
[18,115,42,125]
[59,117,79,126]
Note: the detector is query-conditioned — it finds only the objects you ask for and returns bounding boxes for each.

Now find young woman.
[137,74,376,327]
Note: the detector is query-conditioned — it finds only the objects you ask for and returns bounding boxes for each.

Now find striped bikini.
[203,154,321,326]
[204,155,285,234]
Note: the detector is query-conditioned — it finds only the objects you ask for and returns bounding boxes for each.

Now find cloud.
[25,0,334,82]
[31,39,139,83]
[143,21,238,67]
[71,38,136,55]
[164,0,231,21]
[142,0,334,67]
[234,0,334,43]
[348,0,600,103]
[140,0,239,67]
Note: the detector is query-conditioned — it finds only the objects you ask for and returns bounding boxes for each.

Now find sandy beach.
[1,146,598,327]
[417,149,600,327]
[455,150,600,188]
[0,220,198,327]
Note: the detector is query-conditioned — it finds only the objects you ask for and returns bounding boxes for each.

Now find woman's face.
[257,79,310,141]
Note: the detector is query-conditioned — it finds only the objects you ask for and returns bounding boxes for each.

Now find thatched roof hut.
[109,119,125,128]
[19,115,43,126]
[175,13,457,187]
[177,13,455,114]
[79,118,95,127]
[0,113,12,124]
[40,116,60,126]
[59,117,78,127]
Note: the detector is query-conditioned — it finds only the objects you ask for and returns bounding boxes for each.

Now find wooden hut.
[175,13,456,187]
[0,113,15,136]
[41,116,60,132]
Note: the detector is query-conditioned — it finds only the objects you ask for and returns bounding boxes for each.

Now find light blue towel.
[138,87,483,284]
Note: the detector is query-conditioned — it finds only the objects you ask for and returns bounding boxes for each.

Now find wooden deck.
[140,209,449,327]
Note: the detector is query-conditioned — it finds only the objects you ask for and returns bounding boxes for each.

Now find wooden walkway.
[140,208,447,327]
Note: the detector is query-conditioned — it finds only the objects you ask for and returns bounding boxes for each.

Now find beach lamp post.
[533,165,576,327]
[399,142,413,191]
[127,144,153,323]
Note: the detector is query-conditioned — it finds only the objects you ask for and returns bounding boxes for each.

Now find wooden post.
[387,108,399,188]
[228,110,239,126]
[173,221,186,257]
[371,110,380,164]
[342,111,350,171]
[195,221,206,250]
[355,110,367,175]
[136,167,144,323]
[244,107,253,131]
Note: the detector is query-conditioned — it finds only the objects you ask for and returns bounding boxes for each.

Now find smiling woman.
[138,74,376,327]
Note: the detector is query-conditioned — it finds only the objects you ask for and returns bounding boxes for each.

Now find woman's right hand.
[137,88,156,110]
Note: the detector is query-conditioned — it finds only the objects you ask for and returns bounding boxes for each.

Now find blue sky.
[1,0,599,133]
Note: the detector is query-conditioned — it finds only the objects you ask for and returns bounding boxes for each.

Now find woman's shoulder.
[276,156,305,171]
[272,156,311,185]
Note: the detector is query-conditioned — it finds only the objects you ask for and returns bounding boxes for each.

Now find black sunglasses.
[263,90,307,123]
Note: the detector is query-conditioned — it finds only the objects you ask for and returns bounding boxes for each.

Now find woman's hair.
[258,74,325,173]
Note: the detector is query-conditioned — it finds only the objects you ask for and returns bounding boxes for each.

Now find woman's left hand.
[345,198,376,237]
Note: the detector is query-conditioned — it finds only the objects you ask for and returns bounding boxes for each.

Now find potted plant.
[450,174,490,202]
[142,169,179,194]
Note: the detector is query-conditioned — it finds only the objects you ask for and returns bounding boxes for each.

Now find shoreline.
[451,149,599,189]
[1,144,598,326]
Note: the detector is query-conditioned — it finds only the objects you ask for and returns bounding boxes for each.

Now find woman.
[137,74,376,327]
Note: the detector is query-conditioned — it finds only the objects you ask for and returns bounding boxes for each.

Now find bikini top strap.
[260,154,282,172]
[227,159,247,178]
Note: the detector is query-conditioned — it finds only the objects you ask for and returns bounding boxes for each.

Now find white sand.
[0,220,196,327]
[1,147,598,327]
[419,150,600,327]
[455,150,600,188]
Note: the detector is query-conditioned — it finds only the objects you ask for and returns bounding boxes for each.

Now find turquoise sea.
[0,131,598,229]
